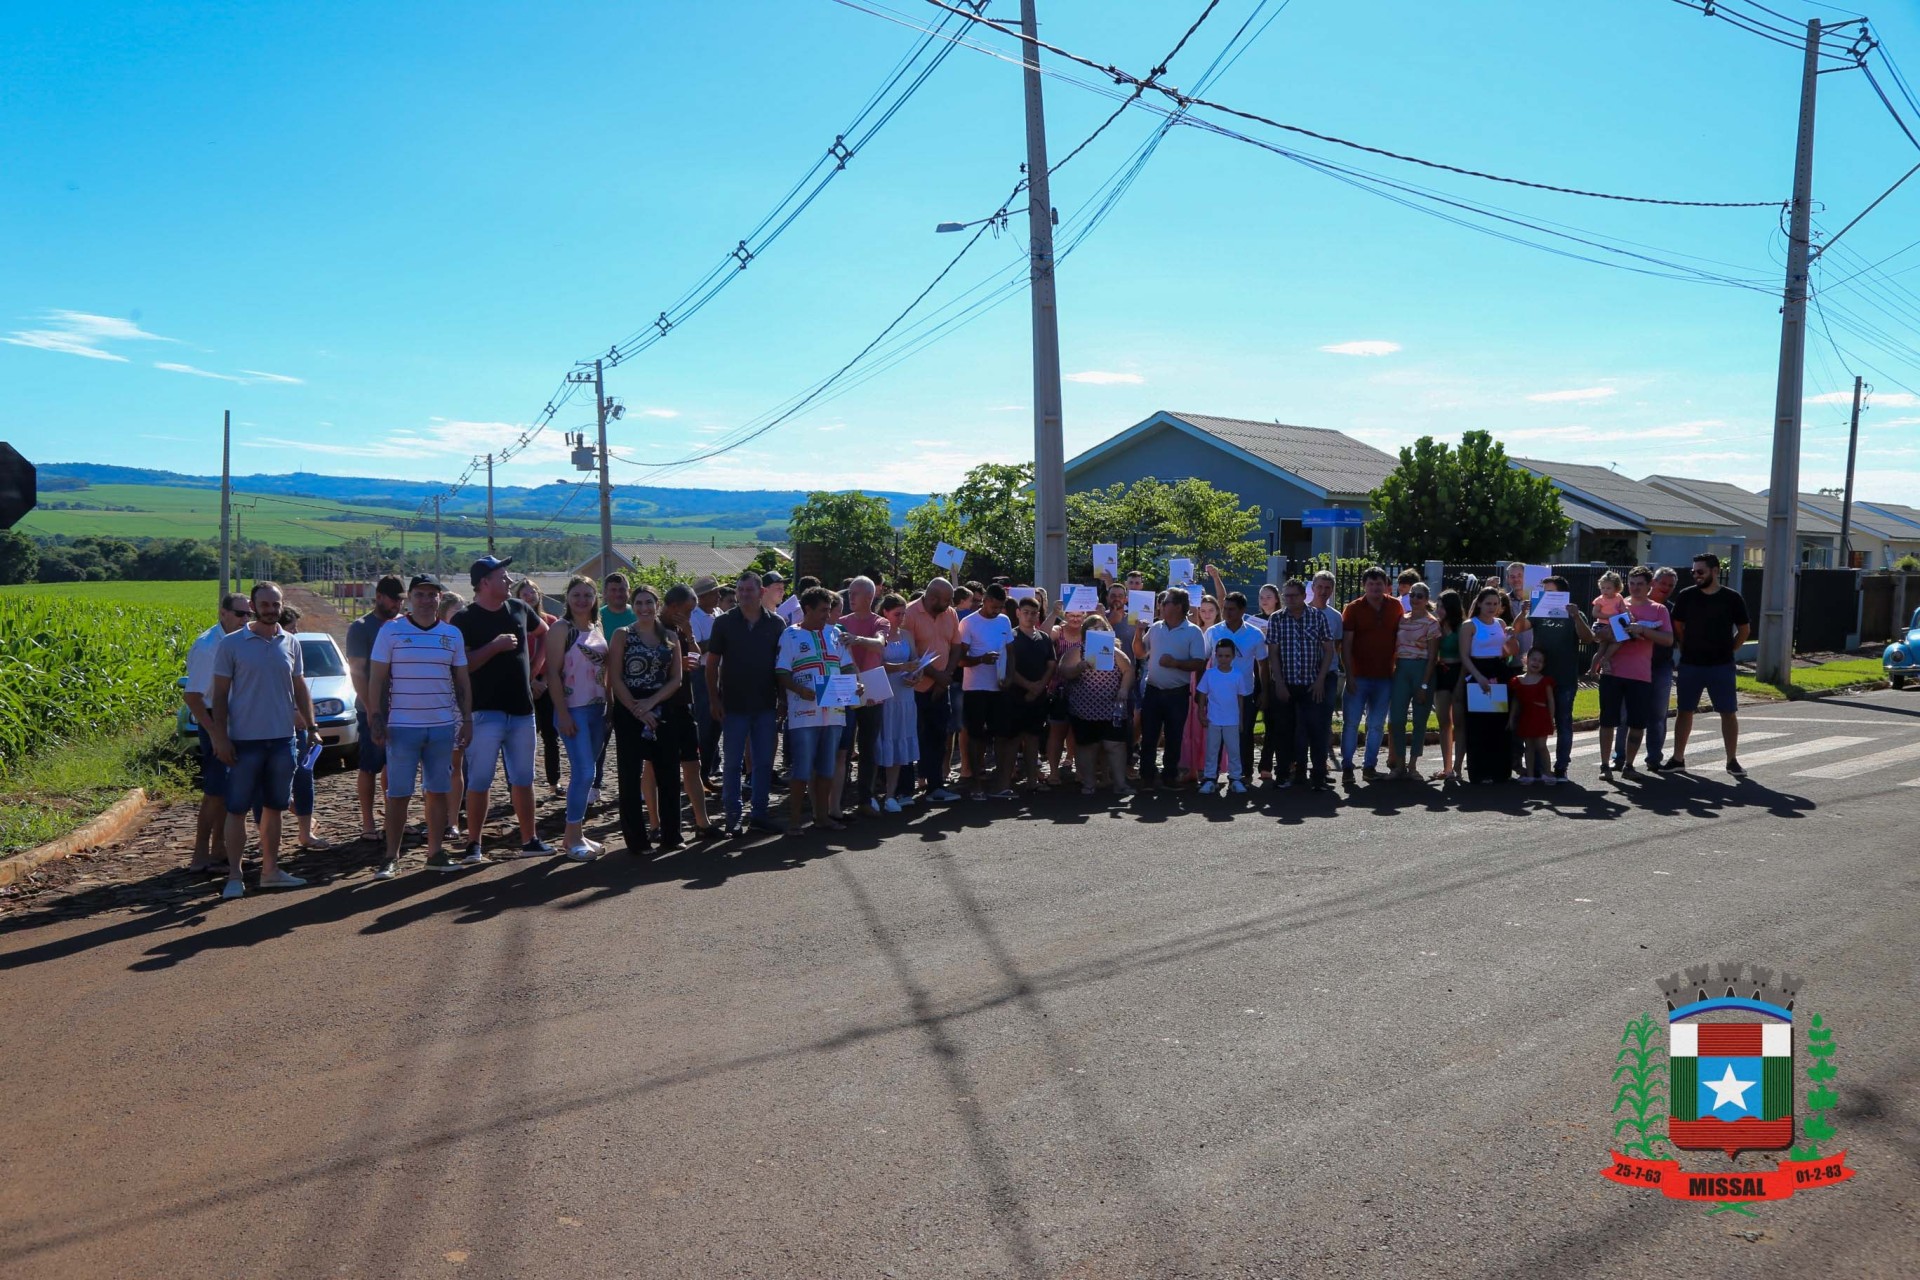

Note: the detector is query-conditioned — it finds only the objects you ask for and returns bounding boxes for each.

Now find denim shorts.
[386,722,457,797]
[1676,662,1738,715]
[225,737,296,814]
[465,710,536,790]
[355,707,386,774]
[195,726,229,797]
[786,724,842,781]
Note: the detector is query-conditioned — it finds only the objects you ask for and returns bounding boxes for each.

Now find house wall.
[1064,425,1363,564]
[1648,530,1730,568]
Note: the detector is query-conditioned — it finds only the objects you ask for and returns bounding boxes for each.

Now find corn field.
[0,596,201,776]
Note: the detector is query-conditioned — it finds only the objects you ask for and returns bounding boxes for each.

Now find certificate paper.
[932,541,966,572]
[856,664,893,704]
[1008,586,1037,602]
[1092,543,1120,578]
[1466,681,1509,713]
[1061,584,1101,613]
[819,673,862,708]
[1522,563,1551,596]
[1168,557,1195,589]
[1127,590,1157,624]
[1082,630,1116,671]
[1534,590,1570,619]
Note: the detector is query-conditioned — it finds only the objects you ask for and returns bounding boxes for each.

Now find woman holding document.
[872,594,922,812]
[1459,587,1528,785]
[1059,613,1135,796]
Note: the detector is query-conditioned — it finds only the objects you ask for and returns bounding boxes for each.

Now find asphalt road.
[2,691,1916,1279]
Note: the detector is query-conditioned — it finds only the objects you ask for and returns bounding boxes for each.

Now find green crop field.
[0,579,225,608]
[17,482,760,549]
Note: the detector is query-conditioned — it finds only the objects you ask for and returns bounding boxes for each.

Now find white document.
[1466,681,1509,714]
[819,673,862,708]
[1008,585,1037,602]
[1061,584,1101,613]
[1092,543,1120,578]
[902,651,939,680]
[856,663,893,704]
[1168,557,1195,590]
[1608,614,1634,643]
[1535,590,1570,619]
[1522,564,1551,595]
[1082,630,1116,671]
[1127,590,1157,624]
[932,541,966,572]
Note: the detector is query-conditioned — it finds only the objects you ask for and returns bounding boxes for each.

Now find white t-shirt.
[1315,602,1345,673]
[1205,620,1267,696]
[776,623,853,729]
[1196,666,1244,725]
[370,616,469,728]
[690,606,714,645]
[184,622,226,724]
[957,610,1015,692]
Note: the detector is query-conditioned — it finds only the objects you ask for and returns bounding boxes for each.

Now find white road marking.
[1568,731,1786,759]
[1903,777,1920,788]
[1670,731,1787,760]
[1739,715,1920,726]
[1792,740,1920,779]
[1727,735,1879,769]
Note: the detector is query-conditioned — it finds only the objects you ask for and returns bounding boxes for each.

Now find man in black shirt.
[704,570,788,835]
[1667,553,1753,776]
[453,556,553,856]
[344,574,403,841]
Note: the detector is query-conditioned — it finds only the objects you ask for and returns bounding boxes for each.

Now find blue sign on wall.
[1301,507,1368,527]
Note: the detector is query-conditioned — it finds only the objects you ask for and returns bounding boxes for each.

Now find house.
[614,540,776,581]
[1787,494,1920,568]
[564,547,637,584]
[1512,458,1745,567]
[1061,410,1398,563]
[1641,475,1842,567]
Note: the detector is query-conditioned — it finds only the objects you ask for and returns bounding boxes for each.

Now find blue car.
[1885,606,1920,690]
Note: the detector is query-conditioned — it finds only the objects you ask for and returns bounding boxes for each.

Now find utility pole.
[233,504,243,590]
[567,358,615,575]
[218,410,232,604]
[1021,0,1067,596]
[1757,18,1822,687]
[485,453,496,554]
[433,494,443,576]
[1838,374,1863,566]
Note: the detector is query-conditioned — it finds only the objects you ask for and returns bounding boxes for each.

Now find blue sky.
[4,0,1920,502]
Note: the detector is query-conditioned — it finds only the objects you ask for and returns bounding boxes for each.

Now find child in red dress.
[1508,648,1557,784]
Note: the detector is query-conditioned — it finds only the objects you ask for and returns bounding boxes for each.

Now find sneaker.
[883,797,903,814]
[582,837,604,854]
[458,843,489,866]
[985,788,1015,800]
[1229,780,1247,795]
[1665,757,1688,771]
[927,788,961,803]
[1362,767,1384,781]
[221,878,246,900]
[567,843,598,862]
[895,791,919,806]
[747,816,783,834]
[1198,780,1217,795]
[1726,759,1747,778]
[424,850,461,872]
[257,869,307,889]
[373,861,398,880]
[520,838,556,856]
[588,787,602,807]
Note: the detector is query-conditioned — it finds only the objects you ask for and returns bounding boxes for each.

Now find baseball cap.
[408,573,445,592]
[761,570,785,585]
[691,574,719,595]
[469,554,514,587]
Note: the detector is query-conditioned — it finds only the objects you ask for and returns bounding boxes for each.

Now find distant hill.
[38,463,927,528]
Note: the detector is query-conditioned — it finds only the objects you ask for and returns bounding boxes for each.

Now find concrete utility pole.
[1838,374,1863,565]
[218,410,231,605]
[485,453,496,554]
[433,494,443,576]
[1021,0,1068,595]
[567,359,615,575]
[1757,18,1822,687]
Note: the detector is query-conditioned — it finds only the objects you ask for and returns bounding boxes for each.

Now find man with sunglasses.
[1666,553,1752,776]
[453,555,553,859]
[183,592,253,873]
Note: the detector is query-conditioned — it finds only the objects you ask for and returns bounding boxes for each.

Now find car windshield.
[299,639,346,678]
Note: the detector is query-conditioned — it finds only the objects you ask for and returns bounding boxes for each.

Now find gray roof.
[1791,493,1906,540]
[1642,475,1844,536]
[1560,493,1636,531]
[1856,499,1920,532]
[613,541,774,580]
[1513,458,1723,529]
[1166,412,1399,498]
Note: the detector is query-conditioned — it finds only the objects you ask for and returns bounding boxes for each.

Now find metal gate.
[1793,569,1859,653]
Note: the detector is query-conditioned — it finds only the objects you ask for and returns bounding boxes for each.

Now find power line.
[922,0,1787,206]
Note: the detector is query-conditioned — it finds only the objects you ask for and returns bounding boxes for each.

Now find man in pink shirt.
[902,578,961,802]
[1593,566,1673,778]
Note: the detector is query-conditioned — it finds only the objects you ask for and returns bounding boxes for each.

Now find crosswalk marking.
[1904,777,1920,788]
[1792,741,1920,779]
[1564,731,1786,759]
[1723,735,1878,770]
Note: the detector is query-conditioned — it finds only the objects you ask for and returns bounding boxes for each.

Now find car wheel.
[1894,674,1909,690]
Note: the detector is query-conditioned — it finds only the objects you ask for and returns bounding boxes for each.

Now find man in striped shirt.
[369,574,475,878]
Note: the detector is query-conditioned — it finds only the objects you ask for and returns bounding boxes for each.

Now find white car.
[177,632,362,766]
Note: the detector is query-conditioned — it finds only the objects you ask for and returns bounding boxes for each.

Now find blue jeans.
[355,707,386,774]
[1553,682,1578,775]
[386,723,456,797]
[1645,664,1674,763]
[558,702,606,824]
[1342,676,1392,769]
[225,737,296,814]
[722,709,778,825]
[1388,659,1431,763]
[1138,684,1189,782]
[466,711,536,791]
[913,687,952,792]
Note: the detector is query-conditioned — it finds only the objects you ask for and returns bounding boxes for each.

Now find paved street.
[2,691,1916,1279]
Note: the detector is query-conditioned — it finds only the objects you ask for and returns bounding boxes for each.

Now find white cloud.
[3,310,176,360]
[1319,340,1401,357]
[1809,390,1919,406]
[1526,386,1617,404]
[1877,415,1920,426]
[637,407,678,418]
[1063,371,1145,385]
[243,418,571,464]
[239,369,305,385]
[1503,423,1707,443]
[985,404,1026,412]
[156,361,249,383]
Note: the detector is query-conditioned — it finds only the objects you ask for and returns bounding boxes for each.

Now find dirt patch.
[281,585,352,641]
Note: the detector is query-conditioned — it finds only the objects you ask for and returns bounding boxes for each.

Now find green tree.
[787,490,897,585]
[132,538,219,580]
[902,463,1035,582]
[0,529,37,585]
[1366,431,1570,563]
[1065,476,1264,582]
[747,547,789,577]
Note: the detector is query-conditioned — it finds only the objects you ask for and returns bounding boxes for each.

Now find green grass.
[0,579,223,608]
[1740,658,1886,701]
[18,481,763,549]
[0,719,194,854]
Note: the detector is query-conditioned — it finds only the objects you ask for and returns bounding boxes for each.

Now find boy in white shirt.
[1194,639,1247,795]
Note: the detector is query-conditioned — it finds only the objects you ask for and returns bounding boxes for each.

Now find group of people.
[181,549,1755,889]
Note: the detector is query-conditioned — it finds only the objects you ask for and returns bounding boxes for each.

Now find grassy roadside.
[1738,658,1887,702]
[0,719,195,854]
